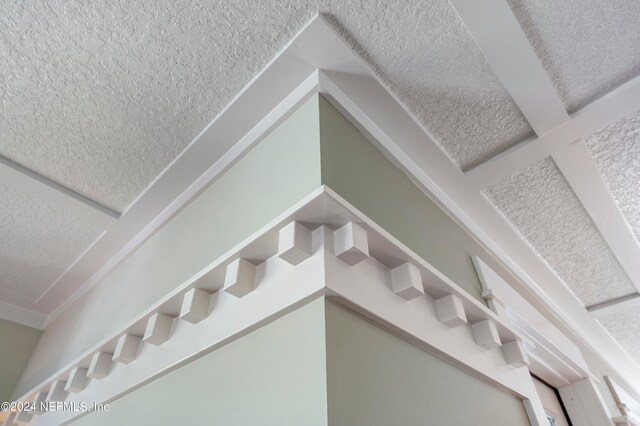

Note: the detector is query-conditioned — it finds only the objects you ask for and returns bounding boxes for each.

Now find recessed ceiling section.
[483,158,636,307]
[584,109,640,244]
[597,307,640,366]
[507,0,640,112]
[0,183,103,301]
[0,0,532,211]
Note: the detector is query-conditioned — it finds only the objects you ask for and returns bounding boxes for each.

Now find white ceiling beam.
[588,294,640,319]
[0,156,119,229]
[448,0,569,136]
[553,142,640,297]
[0,299,47,329]
[466,75,640,187]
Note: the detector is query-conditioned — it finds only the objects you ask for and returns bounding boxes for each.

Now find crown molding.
[9,187,552,425]
[0,299,46,330]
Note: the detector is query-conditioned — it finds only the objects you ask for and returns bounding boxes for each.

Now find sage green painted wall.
[0,319,40,404]
[14,96,323,398]
[325,300,530,426]
[319,95,487,302]
[70,299,529,426]
[72,299,328,426]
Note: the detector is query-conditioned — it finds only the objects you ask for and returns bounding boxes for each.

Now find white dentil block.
[435,294,468,328]
[278,222,312,265]
[224,259,257,298]
[64,367,89,393]
[112,334,142,364]
[45,380,68,403]
[31,392,48,415]
[472,319,502,350]
[390,263,424,300]
[334,222,369,265]
[179,288,211,324]
[502,340,529,368]
[143,313,174,346]
[86,352,112,380]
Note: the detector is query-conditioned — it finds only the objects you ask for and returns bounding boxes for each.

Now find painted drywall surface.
[0,318,40,404]
[324,300,530,426]
[318,95,487,303]
[13,96,322,398]
[72,299,328,426]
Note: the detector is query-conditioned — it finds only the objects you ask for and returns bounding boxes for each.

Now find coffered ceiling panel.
[507,0,640,112]
[598,307,640,366]
[1,0,530,214]
[584,109,640,244]
[0,183,103,301]
[336,2,534,170]
[484,158,636,307]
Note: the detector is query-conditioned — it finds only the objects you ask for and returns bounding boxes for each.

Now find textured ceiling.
[0,183,103,300]
[508,0,640,112]
[598,307,640,366]
[484,158,636,307]
[0,0,530,214]
[585,109,640,244]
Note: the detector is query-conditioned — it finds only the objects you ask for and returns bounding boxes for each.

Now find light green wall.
[71,299,529,426]
[0,319,40,404]
[325,301,530,426]
[319,95,488,302]
[73,299,328,426]
[14,96,323,398]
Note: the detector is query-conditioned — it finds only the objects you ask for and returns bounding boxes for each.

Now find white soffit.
[0,183,103,303]
[483,158,636,307]
[0,0,530,210]
[584,109,640,244]
[507,0,640,112]
[597,307,640,368]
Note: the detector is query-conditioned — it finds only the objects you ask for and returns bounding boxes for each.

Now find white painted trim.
[466,74,640,187]
[589,294,640,318]
[606,376,640,425]
[16,189,547,425]
[553,142,640,295]
[0,157,119,230]
[0,299,46,330]
[472,257,591,386]
[559,378,615,426]
[448,0,568,135]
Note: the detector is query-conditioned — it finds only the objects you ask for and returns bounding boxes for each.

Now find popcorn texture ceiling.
[0,0,530,214]
[598,307,640,366]
[484,158,636,307]
[585,109,640,245]
[508,0,640,112]
[0,183,103,300]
